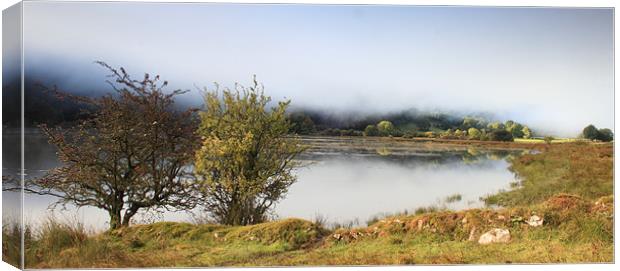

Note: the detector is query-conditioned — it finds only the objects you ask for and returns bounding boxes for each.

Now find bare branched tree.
[18,62,200,229]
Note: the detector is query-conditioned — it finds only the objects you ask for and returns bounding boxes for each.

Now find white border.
[0,1,617,271]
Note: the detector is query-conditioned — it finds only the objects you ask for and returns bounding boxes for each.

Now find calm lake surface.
[3,131,523,230]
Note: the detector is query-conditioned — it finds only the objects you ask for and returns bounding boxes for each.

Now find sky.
[18,2,614,136]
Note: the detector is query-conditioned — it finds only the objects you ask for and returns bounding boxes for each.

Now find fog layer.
[17,3,614,137]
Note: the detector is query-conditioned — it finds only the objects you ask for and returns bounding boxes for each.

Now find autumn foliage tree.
[28,62,200,229]
[194,77,306,225]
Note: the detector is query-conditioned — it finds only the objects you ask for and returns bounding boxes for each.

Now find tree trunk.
[121,206,139,227]
[109,209,122,230]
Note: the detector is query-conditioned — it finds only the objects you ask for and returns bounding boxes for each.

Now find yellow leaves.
[194,81,306,224]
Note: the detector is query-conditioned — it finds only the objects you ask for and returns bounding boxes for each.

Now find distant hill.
[2,77,91,128]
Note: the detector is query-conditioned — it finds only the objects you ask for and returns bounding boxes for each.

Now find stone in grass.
[526,215,544,227]
[478,228,511,245]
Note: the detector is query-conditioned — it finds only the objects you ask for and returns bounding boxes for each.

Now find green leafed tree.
[194,77,306,225]
[24,63,200,229]
[467,127,481,140]
[488,130,514,142]
[507,122,524,138]
[597,128,614,142]
[522,126,532,139]
[441,128,454,137]
[377,120,396,136]
[582,124,600,140]
[487,122,505,131]
[462,117,480,129]
[364,124,379,136]
[288,112,316,135]
[454,129,464,138]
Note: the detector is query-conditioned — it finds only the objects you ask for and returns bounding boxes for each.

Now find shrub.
[582,124,599,140]
[288,112,316,135]
[377,120,397,136]
[454,129,464,138]
[424,131,437,138]
[522,126,532,139]
[364,125,379,136]
[195,78,306,225]
[488,130,514,142]
[597,128,613,142]
[339,129,362,136]
[544,136,554,144]
[467,128,481,140]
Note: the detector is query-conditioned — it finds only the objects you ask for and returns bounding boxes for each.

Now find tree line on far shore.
[289,111,534,142]
[288,110,613,143]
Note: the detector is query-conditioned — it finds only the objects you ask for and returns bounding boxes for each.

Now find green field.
[513,138,585,144]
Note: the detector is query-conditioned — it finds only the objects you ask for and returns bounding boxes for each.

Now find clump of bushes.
[544,136,554,144]
[364,120,402,137]
[582,124,613,142]
[319,128,363,136]
[488,130,514,142]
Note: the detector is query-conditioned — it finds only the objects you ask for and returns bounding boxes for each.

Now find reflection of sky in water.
[5,132,518,230]
[277,155,515,226]
[2,130,23,225]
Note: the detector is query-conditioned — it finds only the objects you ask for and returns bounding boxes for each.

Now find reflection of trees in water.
[7,132,521,180]
[461,149,517,165]
[298,148,519,169]
[297,137,522,168]
[2,132,26,221]
[376,147,391,156]
[2,132,62,213]
[466,147,481,157]
[3,131,61,176]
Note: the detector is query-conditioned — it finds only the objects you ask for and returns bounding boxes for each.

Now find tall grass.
[444,193,462,203]
[312,213,362,230]
[26,216,89,264]
[2,215,143,268]
[2,218,24,268]
[484,143,613,207]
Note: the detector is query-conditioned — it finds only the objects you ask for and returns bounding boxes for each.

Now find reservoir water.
[2,132,521,230]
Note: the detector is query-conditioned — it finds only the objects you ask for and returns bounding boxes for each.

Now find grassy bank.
[484,142,613,206]
[3,142,613,267]
[514,138,583,144]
